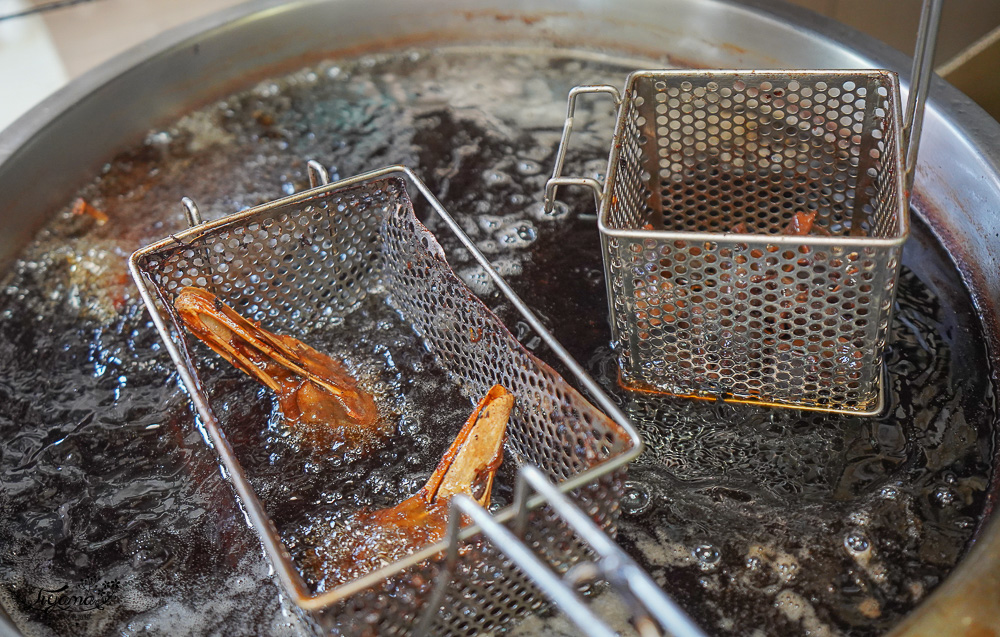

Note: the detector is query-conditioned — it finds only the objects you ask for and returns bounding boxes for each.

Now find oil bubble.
[516,159,542,175]
[621,482,651,516]
[933,487,956,506]
[458,266,495,296]
[476,239,499,254]
[397,416,419,436]
[844,532,870,554]
[527,200,570,221]
[491,258,523,278]
[496,221,537,248]
[583,158,608,181]
[483,169,511,186]
[398,472,430,494]
[847,511,870,526]
[408,434,431,454]
[146,131,172,146]
[693,544,721,571]
[477,215,505,232]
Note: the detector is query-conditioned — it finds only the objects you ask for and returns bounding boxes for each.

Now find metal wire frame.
[543,0,940,416]
[128,164,643,619]
[546,69,908,415]
[414,465,707,637]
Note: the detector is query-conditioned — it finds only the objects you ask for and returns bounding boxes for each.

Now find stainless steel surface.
[938,23,1000,122]
[417,466,706,637]
[547,70,907,414]
[2,0,1000,635]
[129,165,641,635]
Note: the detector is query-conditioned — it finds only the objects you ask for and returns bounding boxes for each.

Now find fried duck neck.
[306,385,513,590]
[174,287,384,453]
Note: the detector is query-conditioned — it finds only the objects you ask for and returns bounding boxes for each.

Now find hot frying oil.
[0,48,992,636]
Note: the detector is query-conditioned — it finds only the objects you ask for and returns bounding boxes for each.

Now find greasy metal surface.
[130,167,640,635]
[0,0,999,635]
[592,70,906,412]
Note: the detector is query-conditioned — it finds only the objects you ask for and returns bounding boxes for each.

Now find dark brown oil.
[0,48,993,636]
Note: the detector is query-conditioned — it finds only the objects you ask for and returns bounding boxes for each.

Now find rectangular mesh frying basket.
[546,71,909,415]
[128,165,641,636]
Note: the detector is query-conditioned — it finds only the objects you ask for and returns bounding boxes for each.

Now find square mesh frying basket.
[128,165,641,636]
[548,70,909,415]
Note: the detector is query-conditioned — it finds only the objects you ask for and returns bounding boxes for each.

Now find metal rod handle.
[416,466,706,637]
[903,0,943,196]
[514,466,707,637]
[545,176,602,212]
[414,491,618,637]
[544,85,621,214]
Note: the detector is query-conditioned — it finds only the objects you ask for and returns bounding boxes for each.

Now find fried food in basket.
[174,287,386,454]
[306,385,513,589]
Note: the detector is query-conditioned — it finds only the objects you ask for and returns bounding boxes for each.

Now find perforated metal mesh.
[131,173,635,635]
[600,70,907,413]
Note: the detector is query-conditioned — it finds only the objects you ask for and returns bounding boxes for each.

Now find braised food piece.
[726,212,831,236]
[306,385,513,589]
[174,287,384,453]
[782,210,831,236]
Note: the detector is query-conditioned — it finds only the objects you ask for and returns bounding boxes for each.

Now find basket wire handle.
[181,197,203,227]
[414,465,707,637]
[545,0,941,214]
[902,0,943,199]
[306,159,331,188]
[180,161,331,226]
[544,85,622,214]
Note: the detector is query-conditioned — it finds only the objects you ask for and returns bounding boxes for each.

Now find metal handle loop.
[511,466,705,637]
[544,84,622,214]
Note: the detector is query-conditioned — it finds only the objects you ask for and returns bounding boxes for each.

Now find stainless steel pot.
[1,0,998,634]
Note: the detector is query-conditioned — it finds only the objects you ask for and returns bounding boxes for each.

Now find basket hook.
[306,160,331,188]
[181,197,203,227]
[544,85,622,214]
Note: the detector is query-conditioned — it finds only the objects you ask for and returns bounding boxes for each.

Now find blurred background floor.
[1,0,999,131]
[0,0,245,129]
